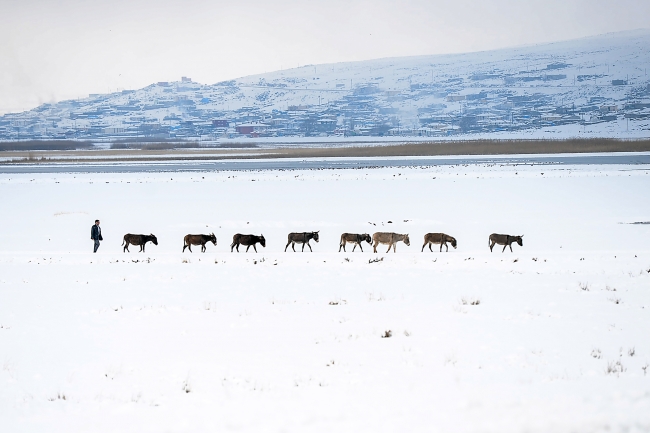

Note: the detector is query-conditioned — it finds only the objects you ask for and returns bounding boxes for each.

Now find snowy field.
[1,160,649,432]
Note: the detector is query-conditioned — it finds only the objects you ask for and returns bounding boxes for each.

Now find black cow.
[231,234,266,253]
[285,231,319,252]
[122,233,158,253]
[183,233,217,253]
[489,233,523,252]
[339,233,372,252]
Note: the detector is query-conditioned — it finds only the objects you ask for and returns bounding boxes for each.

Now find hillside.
[2,30,650,143]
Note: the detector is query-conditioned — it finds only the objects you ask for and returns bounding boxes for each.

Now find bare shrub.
[328,300,347,306]
[182,259,189,264]
[643,363,648,376]
[628,347,636,357]
[605,285,616,291]
[605,360,626,376]
[368,257,384,264]
[591,348,602,359]
[382,330,392,338]
[608,297,622,304]
[460,297,481,306]
[579,282,590,291]
[48,393,67,401]
[403,330,411,337]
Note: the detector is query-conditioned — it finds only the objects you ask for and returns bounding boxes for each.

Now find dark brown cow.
[339,233,371,252]
[489,233,523,252]
[183,233,216,253]
[422,233,457,252]
[372,232,410,253]
[231,234,266,252]
[285,231,319,252]
[122,233,158,253]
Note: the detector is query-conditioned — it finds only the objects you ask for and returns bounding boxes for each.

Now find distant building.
[612,79,628,86]
[446,95,466,102]
[212,119,229,127]
[181,76,192,82]
[600,105,618,112]
[236,123,267,134]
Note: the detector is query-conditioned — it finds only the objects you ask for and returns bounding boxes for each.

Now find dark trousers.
[93,240,100,253]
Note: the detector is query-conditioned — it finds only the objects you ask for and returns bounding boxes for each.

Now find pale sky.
[1,0,649,114]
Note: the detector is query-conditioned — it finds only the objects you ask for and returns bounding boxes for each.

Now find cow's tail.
[122,237,126,246]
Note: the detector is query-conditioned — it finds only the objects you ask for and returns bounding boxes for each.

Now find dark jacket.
[91,225,103,241]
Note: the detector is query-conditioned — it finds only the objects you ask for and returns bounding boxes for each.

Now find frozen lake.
[1,152,650,174]
[1,161,649,432]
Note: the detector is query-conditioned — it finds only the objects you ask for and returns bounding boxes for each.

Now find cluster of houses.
[1,71,649,142]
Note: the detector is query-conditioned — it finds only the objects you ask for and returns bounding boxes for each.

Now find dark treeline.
[110,142,202,150]
[0,140,93,151]
[2,137,648,156]
[267,138,650,159]
[109,138,257,150]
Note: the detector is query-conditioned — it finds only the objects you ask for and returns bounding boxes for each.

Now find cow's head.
[516,235,523,246]
[210,233,217,245]
[450,237,458,249]
[259,235,266,247]
[363,233,372,244]
[403,234,410,246]
[150,234,158,245]
[313,231,320,242]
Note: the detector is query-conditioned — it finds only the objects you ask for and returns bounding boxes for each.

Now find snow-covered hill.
[2,30,650,142]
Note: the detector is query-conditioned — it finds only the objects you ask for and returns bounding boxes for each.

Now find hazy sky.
[1,0,649,114]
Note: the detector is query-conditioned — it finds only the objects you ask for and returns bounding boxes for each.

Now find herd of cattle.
[120,232,524,253]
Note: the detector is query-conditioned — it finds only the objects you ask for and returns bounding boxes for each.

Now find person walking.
[91,219,103,253]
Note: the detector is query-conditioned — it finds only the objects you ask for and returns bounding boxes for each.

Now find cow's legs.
[124,243,129,253]
[285,241,291,252]
[387,243,392,253]
[292,242,296,252]
[253,244,258,253]
[373,241,378,253]
[187,244,192,253]
[201,244,206,253]
[444,242,448,252]
[307,242,312,252]
[246,245,251,252]
[509,244,513,253]
[421,242,426,252]
[302,242,305,252]
[358,243,363,252]
[502,244,507,253]
[489,241,494,252]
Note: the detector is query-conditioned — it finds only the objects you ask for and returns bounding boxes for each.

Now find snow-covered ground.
[1,160,649,432]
